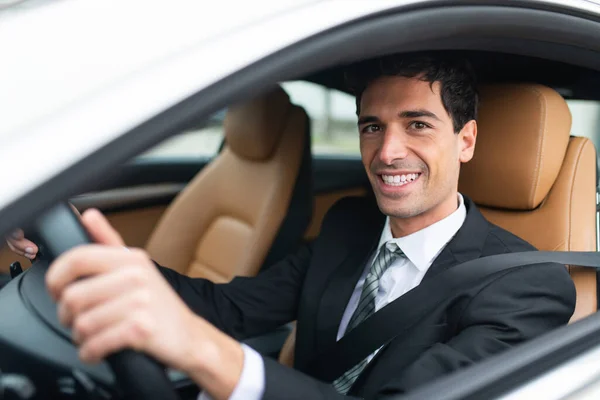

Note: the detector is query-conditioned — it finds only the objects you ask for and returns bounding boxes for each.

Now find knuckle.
[85,341,102,360]
[130,248,150,263]
[131,290,151,309]
[127,267,146,287]
[74,316,92,337]
[127,267,148,287]
[61,288,80,312]
[129,314,153,342]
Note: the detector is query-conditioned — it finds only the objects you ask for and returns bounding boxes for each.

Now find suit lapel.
[314,201,385,355]
[423,195,490,282]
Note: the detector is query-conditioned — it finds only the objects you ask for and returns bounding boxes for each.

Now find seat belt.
[308,250,600,382]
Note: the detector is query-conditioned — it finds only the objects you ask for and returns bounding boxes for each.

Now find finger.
[46,246,148,301]
[72,289,151,344]
[57,266,149,326]
[8,238,38,258]
[6,240,35,259]
[80,209,124,247]
[10,229,24,240]
[6,241,25,257]
[79,315,153,364]
[7,237,36,252]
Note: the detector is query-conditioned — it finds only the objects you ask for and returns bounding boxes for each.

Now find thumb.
[80,208,125,247]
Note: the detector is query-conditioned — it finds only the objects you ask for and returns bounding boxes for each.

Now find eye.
[410,121,430,130]
[361,124,381,134]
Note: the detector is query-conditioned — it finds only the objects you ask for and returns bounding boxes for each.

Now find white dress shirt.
[200,194,467,400]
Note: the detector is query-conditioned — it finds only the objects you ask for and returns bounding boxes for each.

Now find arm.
[155,243,312,340]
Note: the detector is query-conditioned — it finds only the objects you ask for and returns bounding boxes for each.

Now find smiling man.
[356,66,477,238]
[10,53,575,399]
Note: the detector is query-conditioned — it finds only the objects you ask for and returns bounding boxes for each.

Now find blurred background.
[139,81,600,164]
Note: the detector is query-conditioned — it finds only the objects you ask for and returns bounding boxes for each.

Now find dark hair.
[346,53,479,133]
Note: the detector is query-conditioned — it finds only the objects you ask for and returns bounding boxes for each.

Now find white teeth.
[381,173,420,186]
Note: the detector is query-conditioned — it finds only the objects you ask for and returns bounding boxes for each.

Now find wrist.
[185,316,244,400]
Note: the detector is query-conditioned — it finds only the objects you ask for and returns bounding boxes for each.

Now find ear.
[458,120,477,163]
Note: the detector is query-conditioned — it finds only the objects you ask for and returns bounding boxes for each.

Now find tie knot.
[383,242,403,257]
[369,243,404,280]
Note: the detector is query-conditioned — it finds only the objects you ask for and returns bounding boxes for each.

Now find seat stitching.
[568,139,590,252]
[567,139,597,315]
[525,86,545,208]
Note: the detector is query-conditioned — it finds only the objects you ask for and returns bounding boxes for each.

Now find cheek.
[359,140,377,169]
[414,146,454,182]
[411,144,437,174]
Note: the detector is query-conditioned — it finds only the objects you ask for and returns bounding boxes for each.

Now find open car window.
[136,81,359,161]
[568,99,600,150]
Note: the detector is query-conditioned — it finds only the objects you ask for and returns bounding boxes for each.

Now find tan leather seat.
[146,85,311,283]
[278,83,598,368]
[459,83,597,323]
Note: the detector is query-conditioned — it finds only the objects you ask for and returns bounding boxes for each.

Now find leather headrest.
[459,84,572,210]
[224,86,292,161]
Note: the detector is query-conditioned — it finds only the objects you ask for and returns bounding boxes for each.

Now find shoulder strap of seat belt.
[308,251,600,382]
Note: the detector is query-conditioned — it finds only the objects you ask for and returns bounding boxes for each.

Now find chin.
[375,197,423,219]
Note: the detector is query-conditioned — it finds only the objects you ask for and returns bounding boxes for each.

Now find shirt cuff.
[197,344,265,400]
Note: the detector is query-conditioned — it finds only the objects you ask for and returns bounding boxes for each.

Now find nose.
[378,127,409,165]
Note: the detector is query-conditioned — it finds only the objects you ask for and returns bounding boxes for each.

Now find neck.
[389,193,460,238]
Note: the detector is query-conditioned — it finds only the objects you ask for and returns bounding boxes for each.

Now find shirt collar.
[376,193,467,271]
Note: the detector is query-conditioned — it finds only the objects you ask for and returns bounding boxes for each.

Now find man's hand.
[6,229,38,260]
[45,209,244,400]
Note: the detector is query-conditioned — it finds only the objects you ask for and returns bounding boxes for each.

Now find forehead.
[359,75,447,117]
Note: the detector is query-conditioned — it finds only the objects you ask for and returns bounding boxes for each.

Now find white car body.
[3,0,600,398]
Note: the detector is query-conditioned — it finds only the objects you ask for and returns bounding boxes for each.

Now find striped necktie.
[332,243,405,394]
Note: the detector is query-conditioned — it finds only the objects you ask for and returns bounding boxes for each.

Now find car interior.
[1,46,600,398]
[278,78,599,368]
[144,85,312,282]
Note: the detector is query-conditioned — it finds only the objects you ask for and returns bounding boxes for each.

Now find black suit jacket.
[158,196,576,399]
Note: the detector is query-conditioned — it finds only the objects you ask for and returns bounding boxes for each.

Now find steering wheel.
[29,203,179,400]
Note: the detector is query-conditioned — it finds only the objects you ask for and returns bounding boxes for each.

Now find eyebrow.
[358,109,441,126]
[357,116,380,126]
[399,110,441,121]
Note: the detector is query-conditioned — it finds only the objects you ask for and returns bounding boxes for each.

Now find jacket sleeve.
[255,262,575,399]
[155,243,313,340]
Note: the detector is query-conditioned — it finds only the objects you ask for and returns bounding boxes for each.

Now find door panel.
[94,158,210,194]
[104,206,170,249]
[0,247,30,274]
[71,183,185,213]
[74,159,210,246]
[0,155,371,274]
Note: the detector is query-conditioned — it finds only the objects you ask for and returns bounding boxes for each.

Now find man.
[7,54,575,399]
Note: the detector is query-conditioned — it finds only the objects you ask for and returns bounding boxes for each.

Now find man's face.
[358,75,476,227]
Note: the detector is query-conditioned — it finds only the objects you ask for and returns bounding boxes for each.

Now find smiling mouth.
[379,173,421,187]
